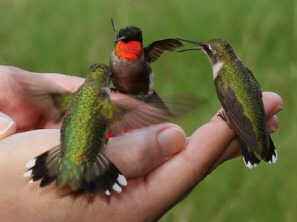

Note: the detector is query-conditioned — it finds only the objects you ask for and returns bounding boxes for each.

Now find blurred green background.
[0,0,296,221]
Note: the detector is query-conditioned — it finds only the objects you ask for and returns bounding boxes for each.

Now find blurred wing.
[143,91,172,116]
[144,39,183,63]
[108,92,203,136]
[143,92,204,118]
[109,96,169,136]
[51,92,76,119]
[12,72,75,122]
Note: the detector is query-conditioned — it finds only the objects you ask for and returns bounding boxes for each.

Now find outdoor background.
[0,0,296,221]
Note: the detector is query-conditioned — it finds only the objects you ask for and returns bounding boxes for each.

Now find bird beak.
[176,38,205,52]
[114,36,126,43]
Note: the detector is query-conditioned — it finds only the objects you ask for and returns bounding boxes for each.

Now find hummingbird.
[109,19,183,112]
[177,38,277,168]
[21,64,172,195]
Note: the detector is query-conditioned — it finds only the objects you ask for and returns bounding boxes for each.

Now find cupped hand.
[0,66,283,222]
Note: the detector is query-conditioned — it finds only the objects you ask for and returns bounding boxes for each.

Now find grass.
[0,0,296,221]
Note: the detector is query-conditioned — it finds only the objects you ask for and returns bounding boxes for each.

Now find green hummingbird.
[177,38,277,168]
[22,64,171,195]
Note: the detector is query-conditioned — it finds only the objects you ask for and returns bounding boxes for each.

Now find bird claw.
[111,88,120,93]
[217,111,232,129]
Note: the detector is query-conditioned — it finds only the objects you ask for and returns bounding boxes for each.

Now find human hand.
[0,65,84,133]
[0,87,282,221]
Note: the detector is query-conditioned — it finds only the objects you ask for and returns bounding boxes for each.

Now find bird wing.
[12,72,76,122]
[107,94,170,136]
[243,66,261,90]
[107,91,202,136]
[144,39,183,63]
[216,81,262,153]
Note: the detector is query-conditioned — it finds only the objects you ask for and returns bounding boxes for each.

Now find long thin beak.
[114,36,126,43]
[176,38,204,52]
[177,38,203,45]
[177,48,202,52]
[111,18,118,39]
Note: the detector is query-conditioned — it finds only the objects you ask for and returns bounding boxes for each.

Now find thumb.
[0,112,16,140]
[104,123,186,178]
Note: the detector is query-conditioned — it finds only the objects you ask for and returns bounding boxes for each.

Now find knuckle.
[132,134,160,176]
[134,144,151,175]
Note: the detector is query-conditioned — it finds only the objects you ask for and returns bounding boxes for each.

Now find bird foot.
[111,87,120,93]
[217,111,232,129]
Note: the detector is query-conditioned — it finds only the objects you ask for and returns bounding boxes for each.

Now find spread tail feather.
[264,135,278,164]
[24,145,60,187]
[240,141,260,169]
[241,135,278,169]
[82,153,127,195]
[24,146,127,195]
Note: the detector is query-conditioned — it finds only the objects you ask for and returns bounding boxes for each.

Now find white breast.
[212,62,225,79]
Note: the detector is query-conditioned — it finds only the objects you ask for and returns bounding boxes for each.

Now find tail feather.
[241,135,278,168]
[84,153,126,195]
[25,145,60,186]
[240,141,260,169]
[24,146,127,195]
[264,135,278,164]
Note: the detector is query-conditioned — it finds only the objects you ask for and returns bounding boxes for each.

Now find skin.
[0,66,283,222]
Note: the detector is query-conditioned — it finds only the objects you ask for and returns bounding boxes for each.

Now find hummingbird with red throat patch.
[110,19,183,111]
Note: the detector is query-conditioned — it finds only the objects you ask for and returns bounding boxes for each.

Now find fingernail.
[157,126,186,156]
[0,115,16,139]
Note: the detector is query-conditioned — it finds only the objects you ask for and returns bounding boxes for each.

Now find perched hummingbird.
[21,64,171,195]
[178,38,277,168]
[110,19,183,111]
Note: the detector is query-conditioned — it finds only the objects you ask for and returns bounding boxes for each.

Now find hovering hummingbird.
[21,64,172,195]
[177,38,277,168]
[109,19,183,111]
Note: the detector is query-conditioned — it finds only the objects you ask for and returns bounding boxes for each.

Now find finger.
[262,92,283,117]
[141,92,283,213]
[104,123,186,178]
[267,115,279,133]
[213,114,280,167]
[212,113,280,169]
[0,112,16,140]
[209,91,283,166]
[135,119,233,220]
[44,73,84,92]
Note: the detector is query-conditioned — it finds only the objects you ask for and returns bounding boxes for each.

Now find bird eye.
[204,44,212,55]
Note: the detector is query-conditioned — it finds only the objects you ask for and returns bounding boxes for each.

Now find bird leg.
[217,111,233,129]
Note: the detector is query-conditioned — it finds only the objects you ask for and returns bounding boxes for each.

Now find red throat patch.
[115,41,143,61]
